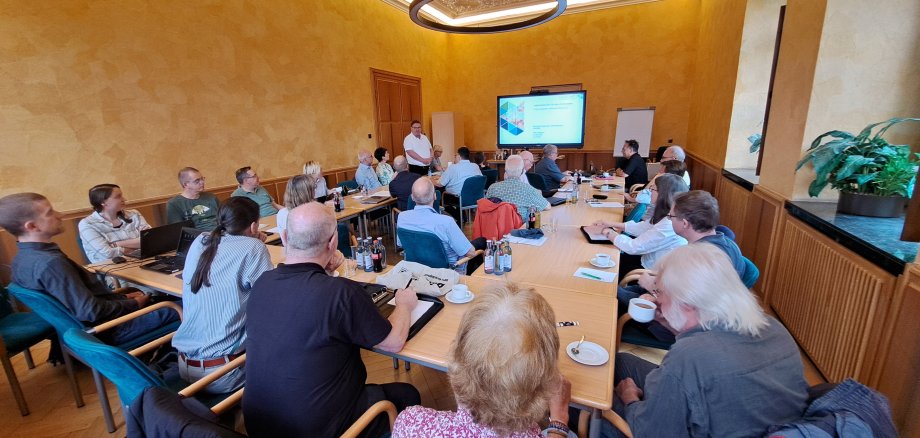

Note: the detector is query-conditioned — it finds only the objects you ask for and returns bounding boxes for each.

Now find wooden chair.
[341,400,398,438]
[0,285,56,416]
[578,409,633,438]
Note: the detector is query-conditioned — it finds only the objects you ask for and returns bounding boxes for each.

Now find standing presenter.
[404,120,433,176]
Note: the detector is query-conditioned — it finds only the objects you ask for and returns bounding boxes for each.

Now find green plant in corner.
[795,117,920,197]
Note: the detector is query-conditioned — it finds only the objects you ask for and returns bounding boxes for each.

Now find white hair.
[656,243,767,337]
[543,144,558,156]
[667,145,686,161]
[505,155,524,178]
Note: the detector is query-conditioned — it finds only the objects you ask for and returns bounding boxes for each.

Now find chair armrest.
[602,410,633,438]
[128,332,176,357]
[210,388,244,415]
[178,354,247,398]
[341,400,397,438]
[618,269,650,287]
[629,183,645,194]
[455,249,484,267]
[615,314,633,353]
[89,301,183,334]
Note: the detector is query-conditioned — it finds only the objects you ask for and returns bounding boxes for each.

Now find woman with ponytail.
[78,184,151,263]
[172,196,274,393]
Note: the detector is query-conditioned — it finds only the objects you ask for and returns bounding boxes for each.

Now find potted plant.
[796,117,919,217]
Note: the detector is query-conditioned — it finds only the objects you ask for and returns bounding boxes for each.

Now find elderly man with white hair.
[605,243,808,438]
[661,145,691,186]
[486,155,550,221]
[518,150,536,184]
[533,144,572,188]
[355,149,382,190]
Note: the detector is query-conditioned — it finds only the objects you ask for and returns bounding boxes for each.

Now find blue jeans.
[103,306,181,346]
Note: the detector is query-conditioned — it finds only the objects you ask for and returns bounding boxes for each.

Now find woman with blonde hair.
[276,174,317,232]
[302,160,329,199]
[392,282,573,437]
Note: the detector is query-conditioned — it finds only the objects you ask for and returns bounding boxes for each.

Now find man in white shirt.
[403,120,433,176]
[518,150,535,184]
[437,147,482,221]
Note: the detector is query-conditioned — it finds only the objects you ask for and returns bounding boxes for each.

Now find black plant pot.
[837,191,907,218]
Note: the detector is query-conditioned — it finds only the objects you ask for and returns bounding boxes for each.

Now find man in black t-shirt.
[244,202,420,437]
[615,139,649,189]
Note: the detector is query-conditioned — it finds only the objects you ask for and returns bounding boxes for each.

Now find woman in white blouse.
[591,173,689,277]
[78,184,151,263]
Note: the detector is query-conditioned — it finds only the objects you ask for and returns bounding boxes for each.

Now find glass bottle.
[502,240,513,272]
[363,238,374,272]
[494,242,505,276]
[483,240,494,274]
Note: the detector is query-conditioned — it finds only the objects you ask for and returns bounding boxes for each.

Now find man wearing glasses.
[403,120,433,176]
[232,166,283,217]
[166,166,220,231]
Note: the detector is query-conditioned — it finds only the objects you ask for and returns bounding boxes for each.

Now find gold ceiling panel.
[432,0,545,18]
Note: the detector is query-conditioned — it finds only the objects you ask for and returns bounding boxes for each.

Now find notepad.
[574,267,617,283]
[387,298,435,325]
[505,234,547,246]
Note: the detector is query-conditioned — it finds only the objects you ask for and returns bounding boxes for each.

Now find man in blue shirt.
[533,144,571,188]
[231,166,282,217]
[355,150,382,191]
[397,178,485,274]
[437,147,482,221]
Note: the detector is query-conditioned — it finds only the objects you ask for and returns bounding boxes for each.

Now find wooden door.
[371,69,422,158]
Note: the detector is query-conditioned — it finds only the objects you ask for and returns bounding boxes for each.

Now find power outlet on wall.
[368,134,372,139]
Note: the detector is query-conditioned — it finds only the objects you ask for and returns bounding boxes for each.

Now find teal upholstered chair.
[0,285,57,415]
[442,175,486,229]
[338,180,359,194]
[7,283,181,432]
[481,168,498,191]
[741,256,760,289]
[623,203,648,223]
[396,228,481,272]
[61,328,242,415]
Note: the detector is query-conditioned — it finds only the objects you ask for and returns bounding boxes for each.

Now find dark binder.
[361,283,444,340]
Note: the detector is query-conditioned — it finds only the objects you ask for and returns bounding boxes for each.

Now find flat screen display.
[497,91,586,148]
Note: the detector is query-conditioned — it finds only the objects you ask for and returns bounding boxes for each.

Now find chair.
[337,222,359,258]
[396,228,482,272]
[0,285,56,415]
[623,203,648,223]
[7,283,182,432]
[442,175,486,229]
[526,172,557,197]
[715,224,736,241]
[481,168,498,191]
[62,328,243,418]
[741,256,760,289]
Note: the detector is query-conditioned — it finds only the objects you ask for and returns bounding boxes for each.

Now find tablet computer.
[580,226,614,245]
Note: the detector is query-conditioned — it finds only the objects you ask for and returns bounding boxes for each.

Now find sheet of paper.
[584,230,607,240]
[258,223,269,230]
[266,227,281,234]
[574,267,617,283]
[373,190,391,197]
[588,202,625,208]
[387,298,435,325]
[505,234,547,246]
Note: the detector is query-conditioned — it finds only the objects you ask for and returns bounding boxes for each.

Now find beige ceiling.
[383,0,661,24]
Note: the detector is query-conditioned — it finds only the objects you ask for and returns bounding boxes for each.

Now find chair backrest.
[62,328,165,407]
[7,283,86,335]
[655,146,668,162]
[337,222,353,258]
[338,180,359,192]
[396,228,450,269]
[481,168,498,190]
[458,175,486,208]
[406,189,442,211]
[0,285,15,319]
[741,256,759,289]
[624,203,648,223]
[715,225,736,241]
[75,233,91,265]
[526,172,549,191]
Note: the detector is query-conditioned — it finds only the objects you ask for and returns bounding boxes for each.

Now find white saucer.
[590,258,616,269]
[445,291,475,304]
[566,341,609,366]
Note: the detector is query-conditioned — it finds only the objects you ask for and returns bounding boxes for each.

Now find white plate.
[590,258,616,269]
[566,341,609,366]
[445,291,475,304]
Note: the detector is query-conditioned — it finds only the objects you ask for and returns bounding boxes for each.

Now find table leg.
[358,214,368,238]
[589,408,601,438]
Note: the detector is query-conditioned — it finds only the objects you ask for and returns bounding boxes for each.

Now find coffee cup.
[628,298,657,323]
[595,253,611,266]
[602,172,610,178]
[600,185,610,192]
[451,284,471,300]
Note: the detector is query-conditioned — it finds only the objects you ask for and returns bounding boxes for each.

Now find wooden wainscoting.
[684,153,721,193]
[0,166,357,284]
[769,215,897,383]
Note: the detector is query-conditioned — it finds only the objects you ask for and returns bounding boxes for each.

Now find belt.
[180,352,243,368]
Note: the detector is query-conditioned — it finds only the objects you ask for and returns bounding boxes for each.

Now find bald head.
[393,155,408,172]
[519,151,534,171]
[410,177,436,206]
[358,150,373,165]
[505,155,525,178]
[285,202,336,256]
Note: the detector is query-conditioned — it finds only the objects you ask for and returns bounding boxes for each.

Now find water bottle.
[502,240,513,272]
[377,237,387,268]
[363,238,374,272]
[494,242,505,276]
[355,240,366,271]
[483,240,494,274]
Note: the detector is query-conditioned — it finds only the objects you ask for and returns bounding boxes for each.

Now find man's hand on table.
[395,287,419,312]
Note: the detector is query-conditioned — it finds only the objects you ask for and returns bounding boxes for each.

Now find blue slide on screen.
[497,91,586,148]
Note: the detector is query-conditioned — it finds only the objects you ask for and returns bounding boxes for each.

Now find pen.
[580,272,602,280]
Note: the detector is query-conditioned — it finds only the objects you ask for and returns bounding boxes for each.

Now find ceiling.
[382,0,660,27]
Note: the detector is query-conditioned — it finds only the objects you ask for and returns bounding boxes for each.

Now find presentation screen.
[497,91,587,149]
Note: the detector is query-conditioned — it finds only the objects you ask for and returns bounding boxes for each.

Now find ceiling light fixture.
[409,0,568,34]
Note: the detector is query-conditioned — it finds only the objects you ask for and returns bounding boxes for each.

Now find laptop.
[546,196,567,206]
[124,220,194,259]
[360,194,392,204]
[140,227,204,274]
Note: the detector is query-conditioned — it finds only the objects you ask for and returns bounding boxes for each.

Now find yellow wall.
[445,0,700,153]
[685,0,748,167]
[0,0,449,211]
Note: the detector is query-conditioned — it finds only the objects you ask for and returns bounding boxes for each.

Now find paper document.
[258,223,269,230]
[588,202,625,208]
[574,267,617,283]
[374,190,392,197]
[505,234,547,246]
[387,298,434,325]
[266,227,281,234]
[584,230,607,240]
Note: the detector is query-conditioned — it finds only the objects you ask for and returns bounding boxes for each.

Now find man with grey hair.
[355,150,383,191]
[245,202,421,437]
[606,243,807,438]
[389,155,421,211]
[533,144,572,188]
[166,166,220,231]
[517,150,536,184]
[486,155,550,220]
[396,177,485,274]
[661,145,691,186]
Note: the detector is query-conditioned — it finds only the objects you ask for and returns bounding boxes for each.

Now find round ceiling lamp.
[409,0,568,34]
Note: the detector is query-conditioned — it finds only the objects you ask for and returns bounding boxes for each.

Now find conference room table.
[258,191,396,240]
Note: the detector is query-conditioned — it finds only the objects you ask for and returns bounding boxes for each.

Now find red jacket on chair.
[472,198,524,241]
